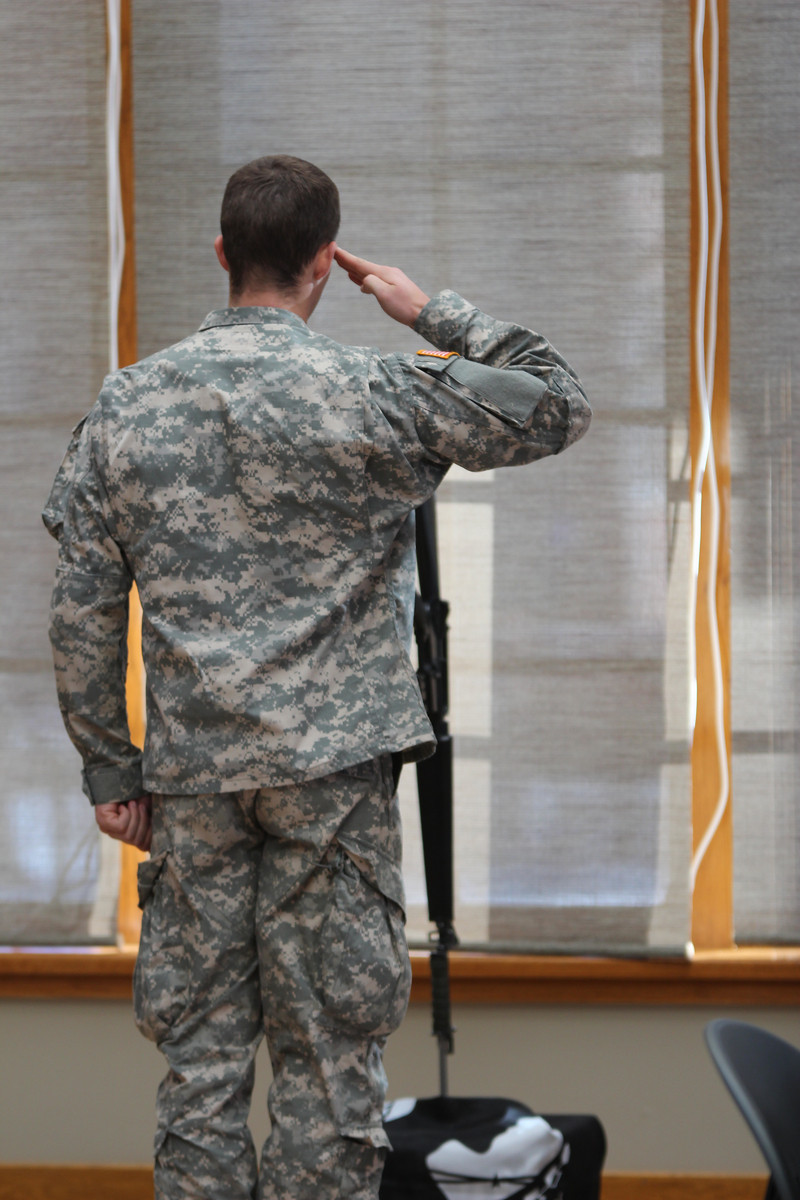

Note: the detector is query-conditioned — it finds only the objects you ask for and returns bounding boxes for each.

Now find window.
[0,0,118,946]
[131,0,693,957]
[3,1,800,993]
[728,0,800,945]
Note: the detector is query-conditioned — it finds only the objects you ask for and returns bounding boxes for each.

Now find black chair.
[705,1018,800,1200]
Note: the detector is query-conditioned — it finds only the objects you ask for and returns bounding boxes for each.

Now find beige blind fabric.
[132,0,692,954]
[0,3,119,942]
[729,1,800,943]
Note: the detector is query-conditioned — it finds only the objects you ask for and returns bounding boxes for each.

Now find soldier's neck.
[229,287,313,322]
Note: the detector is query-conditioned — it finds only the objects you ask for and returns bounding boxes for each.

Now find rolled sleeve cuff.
[557,388,592,452]
[82,758,144,806]
[412,290,475,352]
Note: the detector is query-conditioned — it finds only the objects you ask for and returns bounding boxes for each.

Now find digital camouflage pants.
[133,756,411,1200]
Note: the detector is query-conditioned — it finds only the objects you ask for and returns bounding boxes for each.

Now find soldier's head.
[216,155,340,300]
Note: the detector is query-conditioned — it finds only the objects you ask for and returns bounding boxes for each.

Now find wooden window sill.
[2,945,800,1003]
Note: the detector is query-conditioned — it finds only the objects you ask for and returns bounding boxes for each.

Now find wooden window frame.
[3,945,800,1004]
[4,0,799,1005]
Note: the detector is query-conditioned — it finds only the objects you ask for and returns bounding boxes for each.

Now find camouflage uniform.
[44,290,590,1199]
[135,757,407,1200]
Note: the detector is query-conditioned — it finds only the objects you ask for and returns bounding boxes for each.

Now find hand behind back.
[95,795,153,852]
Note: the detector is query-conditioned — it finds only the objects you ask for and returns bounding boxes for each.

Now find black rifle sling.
[414,498,458,1083]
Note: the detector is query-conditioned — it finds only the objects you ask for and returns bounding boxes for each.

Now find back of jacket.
[45,291,590,804]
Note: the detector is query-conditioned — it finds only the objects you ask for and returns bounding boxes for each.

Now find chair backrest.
[705,1019,800,1200]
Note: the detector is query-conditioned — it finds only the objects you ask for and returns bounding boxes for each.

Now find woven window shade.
[0,2,118,943]
[132,0,692,954]
[729,1,800,943]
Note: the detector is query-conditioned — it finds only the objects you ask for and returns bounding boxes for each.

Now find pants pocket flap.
[137,850,169,910]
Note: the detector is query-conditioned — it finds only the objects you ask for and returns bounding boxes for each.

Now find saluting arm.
[335,246,590,460]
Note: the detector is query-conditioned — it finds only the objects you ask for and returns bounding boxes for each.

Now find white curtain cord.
[689,0,729,893]
[105,0,125,373]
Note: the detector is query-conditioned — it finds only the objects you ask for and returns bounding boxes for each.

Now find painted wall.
[1,998,798,1171]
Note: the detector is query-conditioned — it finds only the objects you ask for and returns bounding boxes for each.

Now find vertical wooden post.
[689,0,733,949]
[116,0,138,375]
[109,0,146,945]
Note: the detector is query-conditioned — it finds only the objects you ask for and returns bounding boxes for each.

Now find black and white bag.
[381,1096,604,1200]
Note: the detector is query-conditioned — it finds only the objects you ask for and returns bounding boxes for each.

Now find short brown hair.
[220,156,340,296]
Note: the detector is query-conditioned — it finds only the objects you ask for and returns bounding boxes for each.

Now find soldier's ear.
[214,235,230,274]
[312,241,336,283]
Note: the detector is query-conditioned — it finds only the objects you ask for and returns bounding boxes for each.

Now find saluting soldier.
[44,155,590,1200]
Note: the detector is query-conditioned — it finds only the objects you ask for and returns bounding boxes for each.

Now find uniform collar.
[198,306,310,333]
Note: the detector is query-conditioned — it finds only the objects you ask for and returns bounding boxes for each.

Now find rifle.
[413,497,458,1097]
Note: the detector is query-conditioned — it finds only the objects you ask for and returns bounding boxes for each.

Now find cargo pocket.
[318,852,411,1039]
[133,850,190,1044]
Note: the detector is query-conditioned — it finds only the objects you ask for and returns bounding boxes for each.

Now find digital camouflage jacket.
[44,290,590,804]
